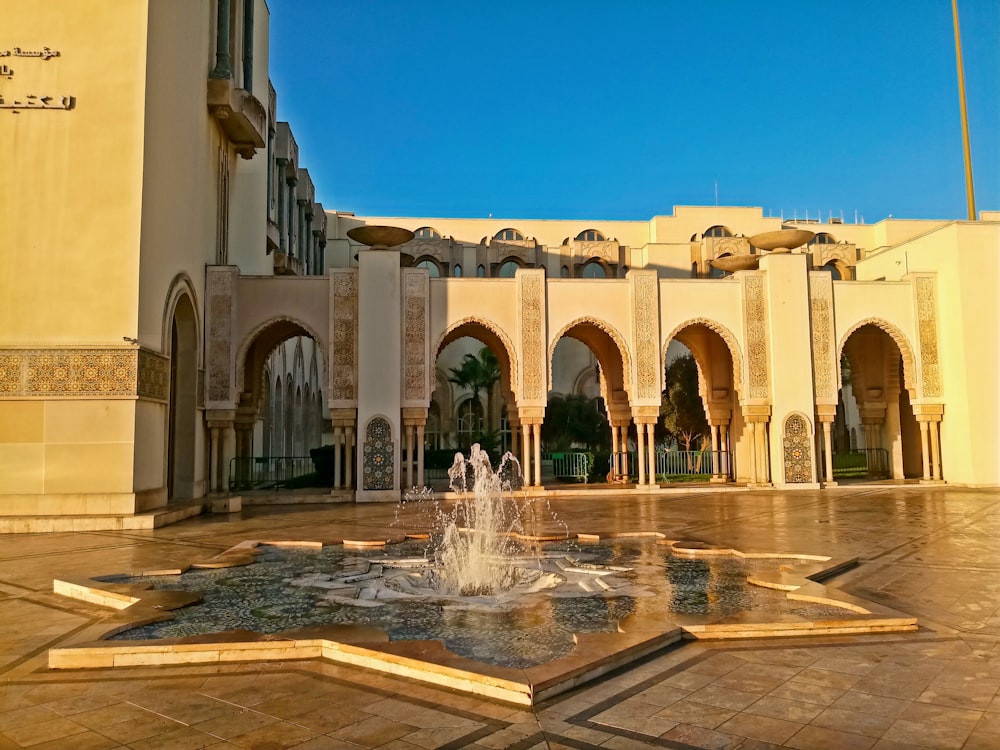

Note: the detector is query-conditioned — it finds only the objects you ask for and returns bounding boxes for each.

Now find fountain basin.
[49,535,917,706]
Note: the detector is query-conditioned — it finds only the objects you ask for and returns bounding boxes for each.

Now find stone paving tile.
[225,720,320,749]
[654,698,737,729]
[881,718,974,750]
[830,689,912,718]
[687,684,762,711]
[811,705,895,737]
[1,487,999,750]
[712,662,803,694]
[660,722,739,750]
[791,666,864,691]
[716,711,802,745]
[786,724,876,750]
[1,714,89,747]
[190,707,280,740]
[328,715,418,747]
[766,679,845,706]
[744,694,825,723]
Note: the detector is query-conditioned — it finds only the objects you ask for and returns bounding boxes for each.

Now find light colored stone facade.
[2,2,998,527]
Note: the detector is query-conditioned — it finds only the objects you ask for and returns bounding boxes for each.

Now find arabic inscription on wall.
[0,46,75,112]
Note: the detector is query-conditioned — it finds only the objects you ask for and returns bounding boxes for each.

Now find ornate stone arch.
[433,316,519,397]
[161,272,201,361]
[662,317,744,399]
[547,316,633,400]
[235,315,327,402]
[837,317,916,398]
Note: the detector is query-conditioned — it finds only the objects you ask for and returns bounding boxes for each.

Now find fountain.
[48,446,918,705]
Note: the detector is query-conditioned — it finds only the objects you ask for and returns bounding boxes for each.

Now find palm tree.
[448,347,501,437]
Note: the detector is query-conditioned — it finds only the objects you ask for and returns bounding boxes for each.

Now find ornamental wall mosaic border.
[0,347,171,401]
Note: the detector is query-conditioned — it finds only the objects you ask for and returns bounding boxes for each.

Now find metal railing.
[228,456,316,491]
[831,448,890,480]
[656,450,730,479]
[542,452,591,483]
[608,450,732,483]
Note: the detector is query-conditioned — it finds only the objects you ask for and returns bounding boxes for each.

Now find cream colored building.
[2,2,998,529]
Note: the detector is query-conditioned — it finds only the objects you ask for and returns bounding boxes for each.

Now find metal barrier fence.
[656,450,730,479]
[542,452,591,482]
[831,448,890,480]
[228,457,316,491]
[609,450,731,482]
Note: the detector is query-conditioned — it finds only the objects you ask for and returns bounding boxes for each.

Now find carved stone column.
[207,410,235,494]
[332,426,343,488]
[816,404,837,487]
[645,422,657,485]
[914,403,944,484]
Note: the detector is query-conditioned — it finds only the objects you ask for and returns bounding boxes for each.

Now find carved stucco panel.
[630,272,659,400]
[402,271,428,402]
[741,273,770,401]
[915,276,942,398]
[205,267,236,405]
[137,349,170,402]
[810,276,837,401]
[519,273,545,401]
[330,270,358,402]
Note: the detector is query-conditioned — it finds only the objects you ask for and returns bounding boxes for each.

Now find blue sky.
[270,1,999,222]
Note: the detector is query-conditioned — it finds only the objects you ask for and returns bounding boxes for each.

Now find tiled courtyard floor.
[1,484,999,750]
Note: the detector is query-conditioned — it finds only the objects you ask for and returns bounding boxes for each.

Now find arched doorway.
[662,320,742,483]
[235,318,328,489]
[548,318,631,483]
[432,320,518,482]
[167,294,198,499]
[839,322,920,480]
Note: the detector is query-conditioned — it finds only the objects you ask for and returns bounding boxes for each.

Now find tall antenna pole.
[953,0,976,220]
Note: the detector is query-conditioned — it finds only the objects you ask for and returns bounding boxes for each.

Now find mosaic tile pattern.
[783,413,813,483]
[362,416,394,490]
[110,541,850,668]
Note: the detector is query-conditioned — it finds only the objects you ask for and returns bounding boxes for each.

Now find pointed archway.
[167,293,198,499]
[839,322,920,480]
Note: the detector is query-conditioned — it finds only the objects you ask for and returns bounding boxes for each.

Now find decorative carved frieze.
[137,349,170,402]
[574,240,619,263]
[402,270,428,402]
[706,236,751,258]
[915,276,941,397]
[809,275,837,402]
[330,270,358,403]
[630,272,659,400]
[518,272,545,401]
[741,273,770,401]
[0,348,137,398]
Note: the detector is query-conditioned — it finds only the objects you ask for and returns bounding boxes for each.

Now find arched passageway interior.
[431,330,513,462]
[547,320,633,485]
[168,294,198,499]
[663,324,741,483]
[839,324,921,480]
[232,320,328,491]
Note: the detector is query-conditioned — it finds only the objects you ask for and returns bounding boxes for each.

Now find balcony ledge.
[207,78,266,159]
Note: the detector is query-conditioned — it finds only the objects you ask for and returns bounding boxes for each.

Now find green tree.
[448,346,501,432]
[660,354,708,452]
[542,393,609,452]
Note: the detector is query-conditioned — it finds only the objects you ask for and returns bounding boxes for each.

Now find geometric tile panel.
[0,348,139,398]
